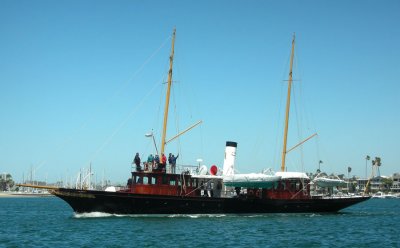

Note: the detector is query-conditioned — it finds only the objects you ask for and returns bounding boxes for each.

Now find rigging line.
[151,76,166,147]
[199,121,204,164]
[90,35,172,129]
[273,80,285,169]
[143,137,152,155]
[33,36,171,171]
[296,46,316,145]
[292,42,313,138]
[252,87,267,165]
[136,134,153,164]
[294,47,312,135]
[316,136,335,174]
[293,51,304,171]
[85,80,161,165]
[172,83,182,157]
[292,65,305,172]
[172,84,178,136]
[173,62,191,160]
[315,135,326,173]
[112,35,172,100]
[316,135,321,170]
[174,53,194,119]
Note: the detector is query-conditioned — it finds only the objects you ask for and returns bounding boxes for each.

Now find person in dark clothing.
[168,153,173,172]
[170,153,179,174]
[154,155,160,170]
[133,153,141,171]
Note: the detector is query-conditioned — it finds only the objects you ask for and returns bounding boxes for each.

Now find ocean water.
[0,197,399,248]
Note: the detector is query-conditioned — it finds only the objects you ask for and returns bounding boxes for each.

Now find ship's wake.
[73,212,327,219]
[74,212,120,218]
[73,212,229,219]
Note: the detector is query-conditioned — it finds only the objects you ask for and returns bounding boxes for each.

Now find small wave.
[73,212,226,219]
[244,214,271,218]
[168,214,227,218]
[73,212,171,218]
[74,212,117,218]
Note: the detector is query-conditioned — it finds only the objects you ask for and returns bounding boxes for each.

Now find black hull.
[52,188,370,214]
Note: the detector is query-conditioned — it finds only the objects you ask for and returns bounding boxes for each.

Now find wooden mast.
[160,28,176,158]
[280,33,295,172]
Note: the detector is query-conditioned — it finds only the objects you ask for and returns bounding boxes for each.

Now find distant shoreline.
[0,192,54,198]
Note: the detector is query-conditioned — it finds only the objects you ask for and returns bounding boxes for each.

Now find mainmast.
[160,28,176,158]
[280,33,295,172]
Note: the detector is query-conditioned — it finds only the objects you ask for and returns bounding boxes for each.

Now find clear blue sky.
[1,0,399,184]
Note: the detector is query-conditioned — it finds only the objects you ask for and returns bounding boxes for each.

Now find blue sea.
[0,197,399,248]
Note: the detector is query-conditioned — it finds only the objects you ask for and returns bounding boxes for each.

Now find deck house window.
[184,178,189,187]
[290,181,296,190]
[162,175,168,184]
[278,181,286,190]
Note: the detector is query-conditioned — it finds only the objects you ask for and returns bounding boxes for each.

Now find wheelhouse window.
[136,175,143,184]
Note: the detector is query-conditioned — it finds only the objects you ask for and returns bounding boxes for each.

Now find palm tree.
[0,174,14,191]
[6,174,14,189]
[371,159,376,178]
[375,157,382,176]
[365,155,370,178]
[370,157,382,179]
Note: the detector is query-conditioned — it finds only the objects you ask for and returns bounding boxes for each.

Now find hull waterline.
[52,188,370,214]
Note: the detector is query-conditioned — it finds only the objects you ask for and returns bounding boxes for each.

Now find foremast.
[160,28,176,158]
[281,33,295,172]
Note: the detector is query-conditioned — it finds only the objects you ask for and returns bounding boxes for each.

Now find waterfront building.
[370,176,390,192]
[390,173,400,192]
[357,178,368,192]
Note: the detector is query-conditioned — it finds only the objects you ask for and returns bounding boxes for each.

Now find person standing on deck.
[133,153,141,171]
[161,153,167,172]
[170,154,179,174]
[168,153,173,173]
[154,155,160,170]
[147,154,154,171]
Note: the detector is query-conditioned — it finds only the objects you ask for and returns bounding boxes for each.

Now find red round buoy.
[210,165,218,175]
